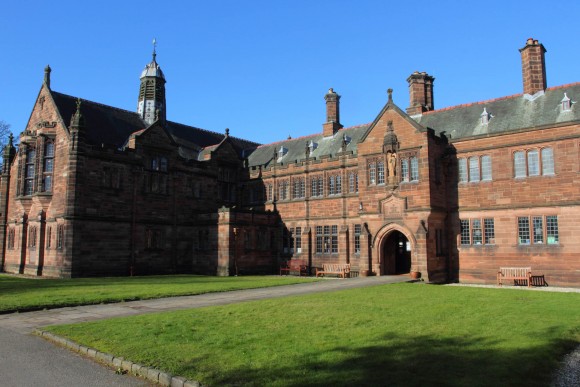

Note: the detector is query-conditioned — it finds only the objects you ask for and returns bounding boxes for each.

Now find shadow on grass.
[182,333,577,387]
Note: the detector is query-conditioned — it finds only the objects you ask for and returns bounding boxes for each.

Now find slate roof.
[414,83,580,140]
[246,124,370,168]
[50,91,259,160]
[246,83,579,168]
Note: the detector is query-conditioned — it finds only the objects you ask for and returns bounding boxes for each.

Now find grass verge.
[45,283,580,386]
[0,274,317,313]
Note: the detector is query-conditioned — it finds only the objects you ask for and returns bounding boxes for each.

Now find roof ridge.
[422,82,580,116]
[255,122,372,149]
[51,90,144,119]
[423,92,523,115]
[546,81,580,91]
[167,120,260,147]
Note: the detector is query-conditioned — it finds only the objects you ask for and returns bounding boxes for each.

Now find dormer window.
[561,93,571,111]
[481,108,493,125]
[278,146,288,158]
[343,134,351,144]
[308,141,318,152]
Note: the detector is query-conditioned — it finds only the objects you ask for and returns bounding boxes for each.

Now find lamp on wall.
[359,202,363,211]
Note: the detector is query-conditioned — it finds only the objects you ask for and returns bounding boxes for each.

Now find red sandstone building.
[1,39,579,286]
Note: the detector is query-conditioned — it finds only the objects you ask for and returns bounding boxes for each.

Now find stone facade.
[1,39,579,286]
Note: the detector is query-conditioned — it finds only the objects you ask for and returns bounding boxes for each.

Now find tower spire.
[137,39,166,125]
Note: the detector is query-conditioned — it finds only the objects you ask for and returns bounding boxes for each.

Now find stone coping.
[36,329,203,387]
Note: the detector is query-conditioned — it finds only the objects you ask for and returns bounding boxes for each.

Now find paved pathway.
[0,275,409,386]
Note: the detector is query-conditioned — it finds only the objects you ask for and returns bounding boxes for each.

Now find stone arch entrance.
[381,230,412,275]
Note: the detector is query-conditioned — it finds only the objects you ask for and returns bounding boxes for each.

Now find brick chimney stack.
[323,88,343,137]
[519,38,547,96]
[406,71,435,115]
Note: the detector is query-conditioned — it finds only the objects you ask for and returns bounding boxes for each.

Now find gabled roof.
[50,91,259,159]
[413,83,580,140]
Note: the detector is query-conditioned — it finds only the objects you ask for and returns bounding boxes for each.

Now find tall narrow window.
[546,216,559,244]
[481,155,492,181]
[331,225,338,253]
[532,216,544,244]
[323,226,331,253]
[460,220,470,245]
[336,175,342,194]
[57,224,64,249]
[527,150,539,176]
[316,226,323,253]
[43,141,54,192]
[401,159,409,182]
[46,226,52,249]
[368,161,376,185]
[354,224,361,254]
[514,151,526,178]
[458,158,467,183]
[541,148,554,175]
[24,148,36,196]
[410,157,419,181]
[348,172,356,193]
[377,161,385,184]
[469,157,480,182]
[471,219,482,245]
[329,175,336,195]
[518,217,530,245]
[7,228,15,249]
[295,227,302,253]
[484,219,495,245]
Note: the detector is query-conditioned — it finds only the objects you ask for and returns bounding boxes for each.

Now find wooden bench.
[315,264,351,278]
[497,267,532,287]
[280,260,308,276]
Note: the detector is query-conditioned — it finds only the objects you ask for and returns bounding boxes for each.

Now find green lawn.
[0,274,317,313]
[46,283,580,386]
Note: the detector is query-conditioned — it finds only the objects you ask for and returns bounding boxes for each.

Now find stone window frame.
[292,177,305,199]
[23,146,37,196]
[354,224,361,254]
[517,215,559,245]
[458,154,492,183]
[42,139,55,193]
[348,170,359,193]
[278,179,289,201]
[460,218,495,246]
[145,228,164,250]
[7,227,15,250]
[45,226,52,249]
[327,172,342,196]
[310,175,324,198]
[28,226,38,249]
[399,152,420,183]
[294,226,302,254]
[56,224,64,249]
[513,147,554,178]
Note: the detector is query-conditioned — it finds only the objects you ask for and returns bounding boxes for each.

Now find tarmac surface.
[0,275,409,386]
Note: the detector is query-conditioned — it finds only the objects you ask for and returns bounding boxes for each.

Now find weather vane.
[152,38,157,60]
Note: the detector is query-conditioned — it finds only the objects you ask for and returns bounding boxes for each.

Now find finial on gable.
[387,88,393,103]
[44,65,51,89]
[225,128,230,137]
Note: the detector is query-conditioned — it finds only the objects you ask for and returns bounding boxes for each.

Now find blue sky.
[2,1,578,145]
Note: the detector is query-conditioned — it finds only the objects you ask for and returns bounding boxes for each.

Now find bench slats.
[497,267,532,287]
[315,264,351,278]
